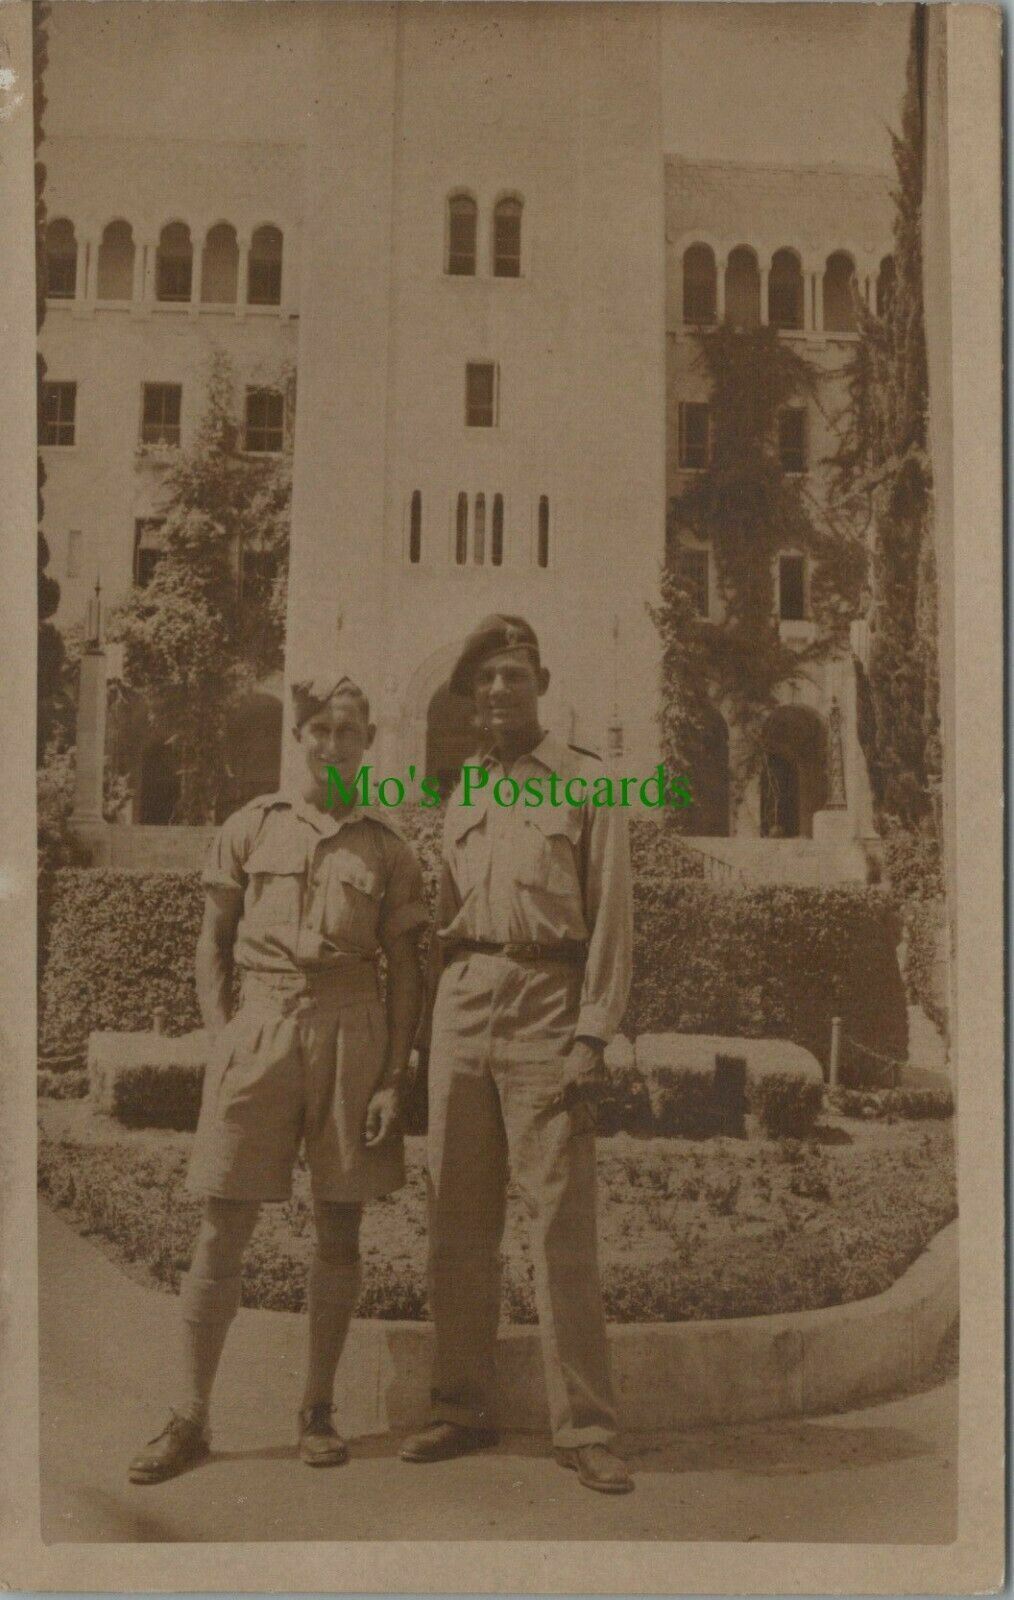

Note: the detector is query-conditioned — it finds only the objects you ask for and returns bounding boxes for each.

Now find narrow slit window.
[491,494,504,566]
[409,490,422,564]
[537,496,550,568]
[455,492,468,565]
[473,493,486,565]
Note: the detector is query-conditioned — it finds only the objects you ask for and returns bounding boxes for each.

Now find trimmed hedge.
[105,1061,204,1131]
[751,1072,824,1140]
[828,1085,954,1122]
[39,835,906,1078]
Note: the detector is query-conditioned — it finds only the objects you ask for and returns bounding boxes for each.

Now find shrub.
[828,1085,954,1122]
[594,1064,654,1136]
[107,1061,205,1131]
[38,869,204,1057]
[904,895,948,1036]
[627,881,907,1076]
[750,1071,824,1140]
[645,1066,718,1138]
[37,1068,89,1100]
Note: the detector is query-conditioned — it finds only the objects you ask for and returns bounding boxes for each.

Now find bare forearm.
[382,946,425,1088]
[196,930,234,1038]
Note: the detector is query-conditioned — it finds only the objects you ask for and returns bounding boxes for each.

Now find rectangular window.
[778,407,807,474]
[465,362,497,428]
[455,492,468,564]
[244,387,285,453]
[491,493,504,567]
[66,529,82,579]
[537,495,550,568]
[133,518,167,587]
[40,382,77,446]
[140,383,182,447]
[679,547,710,618]
[779,554,806,621]
[678,401,711,470]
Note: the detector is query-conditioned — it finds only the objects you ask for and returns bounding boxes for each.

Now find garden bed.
[38,1099,956,1325]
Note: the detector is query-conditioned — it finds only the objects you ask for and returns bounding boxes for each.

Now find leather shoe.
[555,1443,634,1494]
[129,1411,210,1485]
[298,1403,349,1467]
[400,1420,500,1463]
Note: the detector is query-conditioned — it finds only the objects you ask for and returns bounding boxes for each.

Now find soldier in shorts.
[129,675,426,1484]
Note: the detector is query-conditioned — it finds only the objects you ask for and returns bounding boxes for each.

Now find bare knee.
[192,1198,261,1279]
[313,1201,362,1267]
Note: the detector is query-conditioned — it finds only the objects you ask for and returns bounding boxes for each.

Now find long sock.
[174,1271,242,1429]
[301,1257,362,1412]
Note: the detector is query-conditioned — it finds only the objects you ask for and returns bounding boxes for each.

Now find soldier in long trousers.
[400,616,634,1494]
[128,675,427,1483]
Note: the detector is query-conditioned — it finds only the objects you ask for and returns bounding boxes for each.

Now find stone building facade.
[42,5,893,880]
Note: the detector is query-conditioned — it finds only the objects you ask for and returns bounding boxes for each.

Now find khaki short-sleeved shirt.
[202,791,428,973]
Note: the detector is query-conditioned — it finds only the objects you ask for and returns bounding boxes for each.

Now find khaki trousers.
[426,953,617,1448]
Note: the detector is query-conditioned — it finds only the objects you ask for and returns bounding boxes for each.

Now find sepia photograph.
[0,0,1004,1590]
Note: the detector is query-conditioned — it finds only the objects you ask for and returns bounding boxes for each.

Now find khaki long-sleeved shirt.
[433,732,633,1043]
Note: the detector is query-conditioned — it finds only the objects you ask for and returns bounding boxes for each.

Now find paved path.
[39,1201,957,1545]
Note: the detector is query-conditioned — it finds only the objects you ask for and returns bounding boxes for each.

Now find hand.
[364,1083,401,1147]
[557,1037,609,1115]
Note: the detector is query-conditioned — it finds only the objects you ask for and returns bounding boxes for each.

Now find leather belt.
[447,937,587,966]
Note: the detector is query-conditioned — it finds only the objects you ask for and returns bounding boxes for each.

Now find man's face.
[472,649,545,740]
[295,695,374,789]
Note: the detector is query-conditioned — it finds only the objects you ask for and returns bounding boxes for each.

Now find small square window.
[679,547,710,618]
[140,383,182,447]
[678,402,711,470]
[779,554,806,621]
[465,362,497,428]
[40,382,77,446]
[244,387,285,453]
[778,408,807,474]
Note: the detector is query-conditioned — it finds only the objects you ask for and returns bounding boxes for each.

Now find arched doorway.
[139,741,181,824]
[760,706,827,838]
[425,682,479,799]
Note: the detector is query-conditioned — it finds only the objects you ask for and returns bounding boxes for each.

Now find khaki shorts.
[187,966,405,1203]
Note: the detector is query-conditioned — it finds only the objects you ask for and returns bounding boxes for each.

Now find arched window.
[409,491,422,564]
[455,492,468,564]
[768,248,803,331]
[823,251,857,333]
[876,254,896,318]
[96,220,134,300]
[492,197,522,278]
[682,244,716,325]
[491,494,504,567]
[537,496,550,568]
[447,194,477,276]
[725,245,760,329]
[156,222,193,302]
[45,218,77,299]
[248,224,283,305]
[201,222,239,304]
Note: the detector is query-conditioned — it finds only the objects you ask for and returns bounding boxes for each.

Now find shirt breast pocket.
[244,841,306,926]
[329,852,383,944]
[516,806,584,897]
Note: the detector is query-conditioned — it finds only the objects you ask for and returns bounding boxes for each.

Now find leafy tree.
[111,351,292,822]
[651,324,866,825]
[830,11,941,875]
